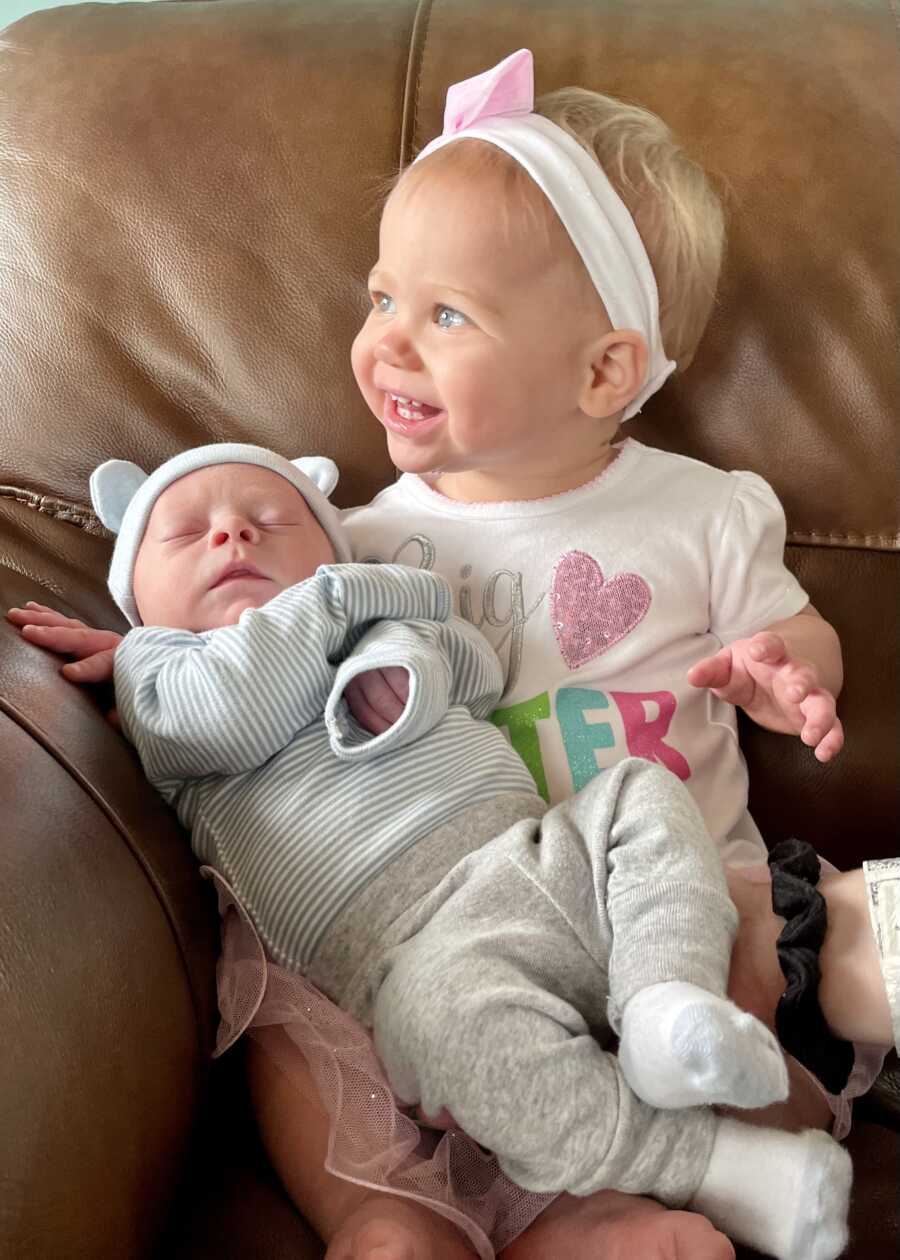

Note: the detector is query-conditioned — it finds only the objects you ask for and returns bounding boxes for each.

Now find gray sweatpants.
[311,758,735,1206]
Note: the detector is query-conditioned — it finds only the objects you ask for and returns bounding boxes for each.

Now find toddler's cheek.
[350,328,373,389]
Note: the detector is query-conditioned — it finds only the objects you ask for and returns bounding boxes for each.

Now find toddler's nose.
[374,327,423,371]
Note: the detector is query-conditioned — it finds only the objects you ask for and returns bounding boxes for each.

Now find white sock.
[691,1118,852,1260]
[617,980,789,1109]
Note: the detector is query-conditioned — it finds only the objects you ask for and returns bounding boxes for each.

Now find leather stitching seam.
[409,0,436,161]
[0,485,107,533]
[2,484,897,550]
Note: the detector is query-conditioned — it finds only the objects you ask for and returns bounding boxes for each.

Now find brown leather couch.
[1,2,897,1257]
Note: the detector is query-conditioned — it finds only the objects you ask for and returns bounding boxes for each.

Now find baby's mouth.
[210,563,268,590]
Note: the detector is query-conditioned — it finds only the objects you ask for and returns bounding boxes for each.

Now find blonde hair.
[397,89,725,373]
[534,87,726,373]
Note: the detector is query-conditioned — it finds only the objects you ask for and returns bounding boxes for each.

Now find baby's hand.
[687,632,844,762]
[6,602,122,684]
[343,666,410,734]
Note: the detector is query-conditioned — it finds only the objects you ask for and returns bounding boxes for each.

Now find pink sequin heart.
[551,550,651,669]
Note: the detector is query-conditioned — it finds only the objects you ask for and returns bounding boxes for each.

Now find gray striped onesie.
[115,563,536,968]
[116,560,736,1204]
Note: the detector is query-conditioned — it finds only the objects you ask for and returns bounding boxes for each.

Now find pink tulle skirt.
[207,854,886,1256]
[204,868,557,1259]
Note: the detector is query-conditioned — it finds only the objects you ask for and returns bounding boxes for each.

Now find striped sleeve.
[324,614,504,762]
[116,564,453,781]
[439,615,506,719]
[325,620,451,760]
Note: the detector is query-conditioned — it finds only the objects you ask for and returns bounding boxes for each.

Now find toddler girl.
[9,48,883,1260]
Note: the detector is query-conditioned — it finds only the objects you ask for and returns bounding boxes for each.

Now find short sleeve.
[709,471,809,644]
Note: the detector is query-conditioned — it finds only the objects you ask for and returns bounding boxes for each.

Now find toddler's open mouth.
[383,392,445,435]
[389,393,440,421]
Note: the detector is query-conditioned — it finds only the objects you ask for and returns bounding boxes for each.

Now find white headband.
[91,443,353,626]
[414,50,675,420]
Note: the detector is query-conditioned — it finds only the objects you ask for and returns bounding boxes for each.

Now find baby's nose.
[211,520,259,546]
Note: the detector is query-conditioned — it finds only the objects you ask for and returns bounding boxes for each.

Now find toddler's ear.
[293,456,339,499]
[90,460,148,534]
[581,330,649,420]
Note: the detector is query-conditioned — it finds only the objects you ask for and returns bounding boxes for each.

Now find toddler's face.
[351,161,612,498]
[132,464,335,630]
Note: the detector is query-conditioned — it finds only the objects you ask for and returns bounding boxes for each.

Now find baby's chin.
[200,589,283,630]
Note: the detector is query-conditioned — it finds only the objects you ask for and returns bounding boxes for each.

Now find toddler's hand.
[687,632,843,762]
[343,666,410,734]
[6,602,122,684]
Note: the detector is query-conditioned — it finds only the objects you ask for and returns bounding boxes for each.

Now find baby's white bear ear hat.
[91,442,353,627]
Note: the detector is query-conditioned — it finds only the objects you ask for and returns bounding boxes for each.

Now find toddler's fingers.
[687,649,732,689]
[814,719,844,762]
[747,632,788,664]
[708,675,758,707]
[798,690,839,748]
[777,662,818,704]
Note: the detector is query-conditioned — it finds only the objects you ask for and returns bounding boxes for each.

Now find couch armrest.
[1,569,219,1260]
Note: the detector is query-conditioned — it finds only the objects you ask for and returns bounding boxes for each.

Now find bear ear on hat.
[293,456,339,499]
[90,460,149,534]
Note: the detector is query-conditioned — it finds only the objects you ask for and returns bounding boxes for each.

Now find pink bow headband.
[414,50,675,420]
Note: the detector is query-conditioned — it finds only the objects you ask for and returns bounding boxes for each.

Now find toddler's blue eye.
[373,292,396,314]
[435,305,468,329]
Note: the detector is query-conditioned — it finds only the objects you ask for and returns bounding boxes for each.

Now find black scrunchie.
[767,838,855,1095]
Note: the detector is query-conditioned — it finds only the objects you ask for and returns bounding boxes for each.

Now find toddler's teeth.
[388,392,439,422]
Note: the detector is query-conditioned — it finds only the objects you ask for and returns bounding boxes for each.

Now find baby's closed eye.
[159,525,205,542]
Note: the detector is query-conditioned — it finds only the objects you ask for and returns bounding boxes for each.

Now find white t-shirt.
[342,439,809,860]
